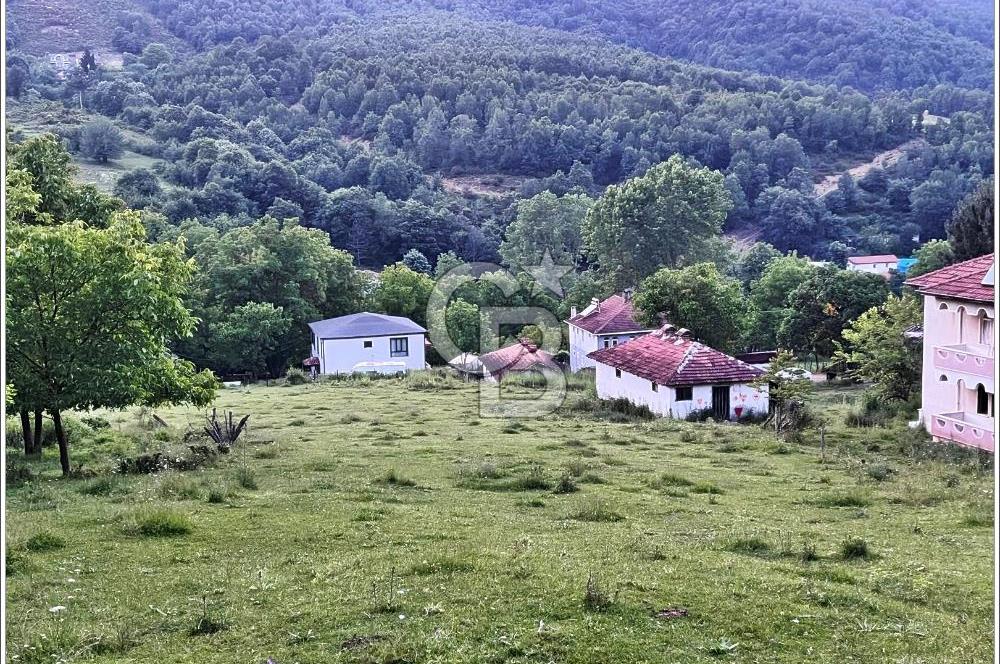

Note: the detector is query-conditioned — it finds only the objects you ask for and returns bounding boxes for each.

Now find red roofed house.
[587,324,769,420]
[480,339,560,382]
[566,294,656,373]
[906,253,994,452]
[846,254,899,278]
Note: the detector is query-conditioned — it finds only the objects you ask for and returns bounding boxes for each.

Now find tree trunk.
[19,409,32,455]
[32,409,43,456]
[51,409,71,477]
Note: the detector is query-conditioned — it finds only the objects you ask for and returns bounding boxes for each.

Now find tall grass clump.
[121,508,193,537]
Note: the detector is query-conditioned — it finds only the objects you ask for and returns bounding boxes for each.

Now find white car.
[776,367,812,382]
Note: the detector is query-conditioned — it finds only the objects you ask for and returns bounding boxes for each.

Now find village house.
[480,339,560,382]
[906,254,994,452]
[846,254,899,278]
[307,312,426,375]
[588,324,769,420]
[566,294,656,373]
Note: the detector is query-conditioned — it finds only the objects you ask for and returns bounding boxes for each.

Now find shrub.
[383,468,416,487]
[584,572,614,612]
[514,465,550,490]
[816,490,872,508]
[679,430,699,443]
[653,472,693,488]
[568,396,654,422]
[122,508,193,537]
[565,459,588,477]
[865,464,895,482]
[25,531,66,552]
[79,475,125,496]
[800,541,820,562]
[5,456,34,487]
[158,473,202,500]
[554,473,579,494]
[571,498,623,522]
[726,536,772,556]
[840,537,873,560]
[285,367,308,385]
[207,487,228,504]
[81,416,111,430]
[691,481,723,495]
[236,467,258,490]
[684,407,715,422]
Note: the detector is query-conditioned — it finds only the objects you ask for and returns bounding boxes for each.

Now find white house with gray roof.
[308,312,426,375]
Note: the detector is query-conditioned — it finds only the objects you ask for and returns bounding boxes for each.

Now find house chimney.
[622,287,634,302]
[676,328,693,340]
[570,305,577,318]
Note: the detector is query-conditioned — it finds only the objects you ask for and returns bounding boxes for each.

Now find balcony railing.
[933,344,994,380]
[930,412,994,452]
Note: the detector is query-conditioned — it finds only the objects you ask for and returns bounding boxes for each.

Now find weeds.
[584,572,615,611]
[571,498,623,522]
[121,508,193,537]
[25,531,66,552]
[840,537,873,560]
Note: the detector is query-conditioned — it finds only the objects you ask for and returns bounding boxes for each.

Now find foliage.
[445,298,481,354]
[78,118,124,163]
[947,179,994,261]
[373,263,435,327]
[402,248,432,274]
[584,155,732,289]
[906,239,955,278]
[837,294,923,402]
[500,191,592,270]
[746,254,817,349]
[633,263,745,351]
[753,351,814,433]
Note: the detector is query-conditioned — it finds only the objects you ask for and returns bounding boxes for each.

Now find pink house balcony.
[933,344,994,382]
[930,412,994,452]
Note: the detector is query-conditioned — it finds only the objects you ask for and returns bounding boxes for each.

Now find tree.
[500,191,592,270]
[213,302,292,376]
[733,242,782,287]
[445,298,481,353]
[837,294,922,402]
[373,263,435,327]
[79,119,124,163]
[7,213,217,475]
[947,179,994,261]
[6,53,30,98]
[583,154,731,289]
[402,248,432,274]
[752,350,813,434]
[778,267,890,365]
[907,239,955,278]
[114,168,162,208]
[747,255,817,349]
[434,250,465,278]
[633,263,745,352]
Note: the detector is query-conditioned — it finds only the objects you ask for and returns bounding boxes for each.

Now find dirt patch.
[814,139,926,197]
[653,607,689,620]
[440,174,531,197]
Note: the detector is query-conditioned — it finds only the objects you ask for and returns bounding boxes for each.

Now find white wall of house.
[848,261,897,277]
[568,325,645,373]
[594,362,769,420]
[312,333,425,374]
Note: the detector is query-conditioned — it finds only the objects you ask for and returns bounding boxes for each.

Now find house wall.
[594,362,769,420]
[848,262,897,277]
[313,333,425,374]
[568,324,599,372]
[920,294,995,438]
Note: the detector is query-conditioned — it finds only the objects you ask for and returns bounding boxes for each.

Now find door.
[712,385,730,421]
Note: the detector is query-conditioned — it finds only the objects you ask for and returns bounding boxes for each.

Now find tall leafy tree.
[746,255,817,349]
[500,191,592,269]
[583,155,731,289]
[947,179,994,261]
[373,263,435,327]
[633,263,745,352]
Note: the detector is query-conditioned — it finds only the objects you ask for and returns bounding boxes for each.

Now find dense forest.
[4,0,995,376]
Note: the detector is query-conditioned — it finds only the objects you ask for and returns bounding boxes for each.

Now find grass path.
[5,380,993,663]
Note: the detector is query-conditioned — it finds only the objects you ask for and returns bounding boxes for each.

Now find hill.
[5,378,993,662]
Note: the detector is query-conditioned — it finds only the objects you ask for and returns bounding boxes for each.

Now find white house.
[846,254,899,278]
[307,312,426,375]
[588,324,769,421]
[566,294,655,372]
[905,254,994,452]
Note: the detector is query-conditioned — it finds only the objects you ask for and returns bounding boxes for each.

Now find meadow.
[5,375,994,663]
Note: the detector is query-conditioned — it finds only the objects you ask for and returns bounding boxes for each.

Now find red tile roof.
[847,254,898,264]
[905,253,994,304]
[587,326,763,387]
[480,340,559,375]
[566,295,653,335]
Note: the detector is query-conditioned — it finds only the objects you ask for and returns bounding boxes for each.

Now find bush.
[684,407,715,422]
[840,537,873,560]
[691,481,723,495]
[865,464,895,482]
[514,465,550,490]
[122,508,193,537]
[816,490,872,508]
[568,396,654,422]
[383,468,416,487]
[25,531,66,552]
[285,367,308,385]
[571,498,623,522]
[554,473,579,494]
[236,467,258,490]
[726,536,772,556]
[653,472,693,488]
[78,119,124,163]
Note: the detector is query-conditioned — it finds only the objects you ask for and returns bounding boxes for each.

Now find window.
[675,386,692,401]
[612,339,618,346]
[615,368,621,378]
[980,317,994,345]
[603,338,611,348]
[977,385,992,416]
[651,382,658,392]
[389,337,408,357]
[363,340,373,348]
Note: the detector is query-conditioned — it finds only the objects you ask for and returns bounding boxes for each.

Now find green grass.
[4,380,993,662]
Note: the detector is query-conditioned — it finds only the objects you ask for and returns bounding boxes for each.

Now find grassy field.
[5,376,994,663]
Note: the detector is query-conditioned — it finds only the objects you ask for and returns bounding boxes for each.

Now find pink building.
[906,254,995,452]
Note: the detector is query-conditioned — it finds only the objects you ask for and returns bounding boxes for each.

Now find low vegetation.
[4,381,993,662]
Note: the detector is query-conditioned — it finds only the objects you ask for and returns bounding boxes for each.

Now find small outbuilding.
[480,339,560,382]
[588,324,769,421]
[307,312,426,375]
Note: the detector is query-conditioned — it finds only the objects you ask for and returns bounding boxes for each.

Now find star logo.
[523,249,575,297]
